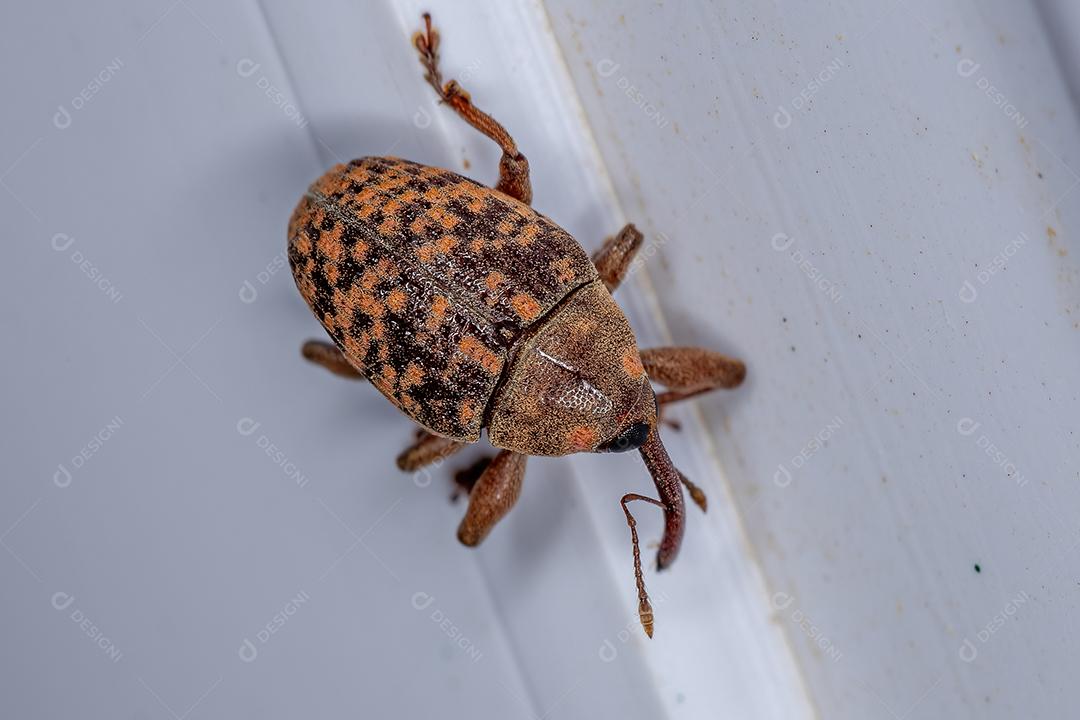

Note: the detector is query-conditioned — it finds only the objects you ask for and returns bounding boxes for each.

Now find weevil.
[287,13,745,637]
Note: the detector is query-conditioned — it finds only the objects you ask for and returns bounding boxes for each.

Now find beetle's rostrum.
[287,12,746,638]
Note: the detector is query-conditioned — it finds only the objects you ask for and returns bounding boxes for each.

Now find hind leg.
[413,13,532,204]
[301,340,365,380]
[396,430,466,472]
[300,341,466,472]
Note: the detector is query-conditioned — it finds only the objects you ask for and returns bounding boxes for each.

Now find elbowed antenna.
[621,428,707,637]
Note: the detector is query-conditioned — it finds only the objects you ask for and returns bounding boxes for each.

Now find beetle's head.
[488,282,657,457]
[487,279,695,587]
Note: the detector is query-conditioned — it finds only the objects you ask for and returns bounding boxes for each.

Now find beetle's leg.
[620,492,666,638]
[413,13,532,204]
[592,223,644,292]
[641,347,746,407]
[457,450,526,546]
[396,430,467,472]
[450,455,493,502]
[301,340,365,380]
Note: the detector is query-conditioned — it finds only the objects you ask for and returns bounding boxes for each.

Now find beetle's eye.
[598,422,651,453]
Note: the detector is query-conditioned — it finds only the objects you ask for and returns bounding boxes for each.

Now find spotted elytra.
[287,12,746,637]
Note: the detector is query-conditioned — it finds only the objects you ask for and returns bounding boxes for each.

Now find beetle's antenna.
[620,492,663,638]
[618,430,689,638]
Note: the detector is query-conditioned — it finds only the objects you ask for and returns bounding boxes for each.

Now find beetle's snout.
[599,422,651,453]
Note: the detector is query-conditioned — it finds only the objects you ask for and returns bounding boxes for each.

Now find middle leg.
[457,450,526,546]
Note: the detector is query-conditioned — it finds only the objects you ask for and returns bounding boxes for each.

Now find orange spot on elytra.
[401,362,424,390]
[370,318,386,340]
[511,293,541,322]
[436,234,458,254]
[567,425,598,450]
[427,295,450,329]
[360,270,380,291]
[292,229,313,256]
[496,218,515,235]
[316,222,344,261]
[378,216,399,235]
[417,244,436,263]
[516,223,539,246]
[458,401,477,425]
[551,256,575,283]
[387,288,407,313]
[430,207,459,231]
[400,394,421,414]
[622,349,645,378]
[351,239,369,262]
[485,271,506,291]
[458,335,502,373]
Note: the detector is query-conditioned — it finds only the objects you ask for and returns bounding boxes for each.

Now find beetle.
[287,13,745,637]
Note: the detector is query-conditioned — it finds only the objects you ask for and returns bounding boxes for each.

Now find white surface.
[547,0,1080,718]
[1,1,807,719]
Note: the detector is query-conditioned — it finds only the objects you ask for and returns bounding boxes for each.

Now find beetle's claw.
[678,471,708,513]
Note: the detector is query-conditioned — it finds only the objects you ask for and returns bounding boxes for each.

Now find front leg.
[592,223,644,292]
[457,450,526,546]
[413,13,532,204]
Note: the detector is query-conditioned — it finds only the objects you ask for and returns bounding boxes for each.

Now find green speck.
[974,564,981,573]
